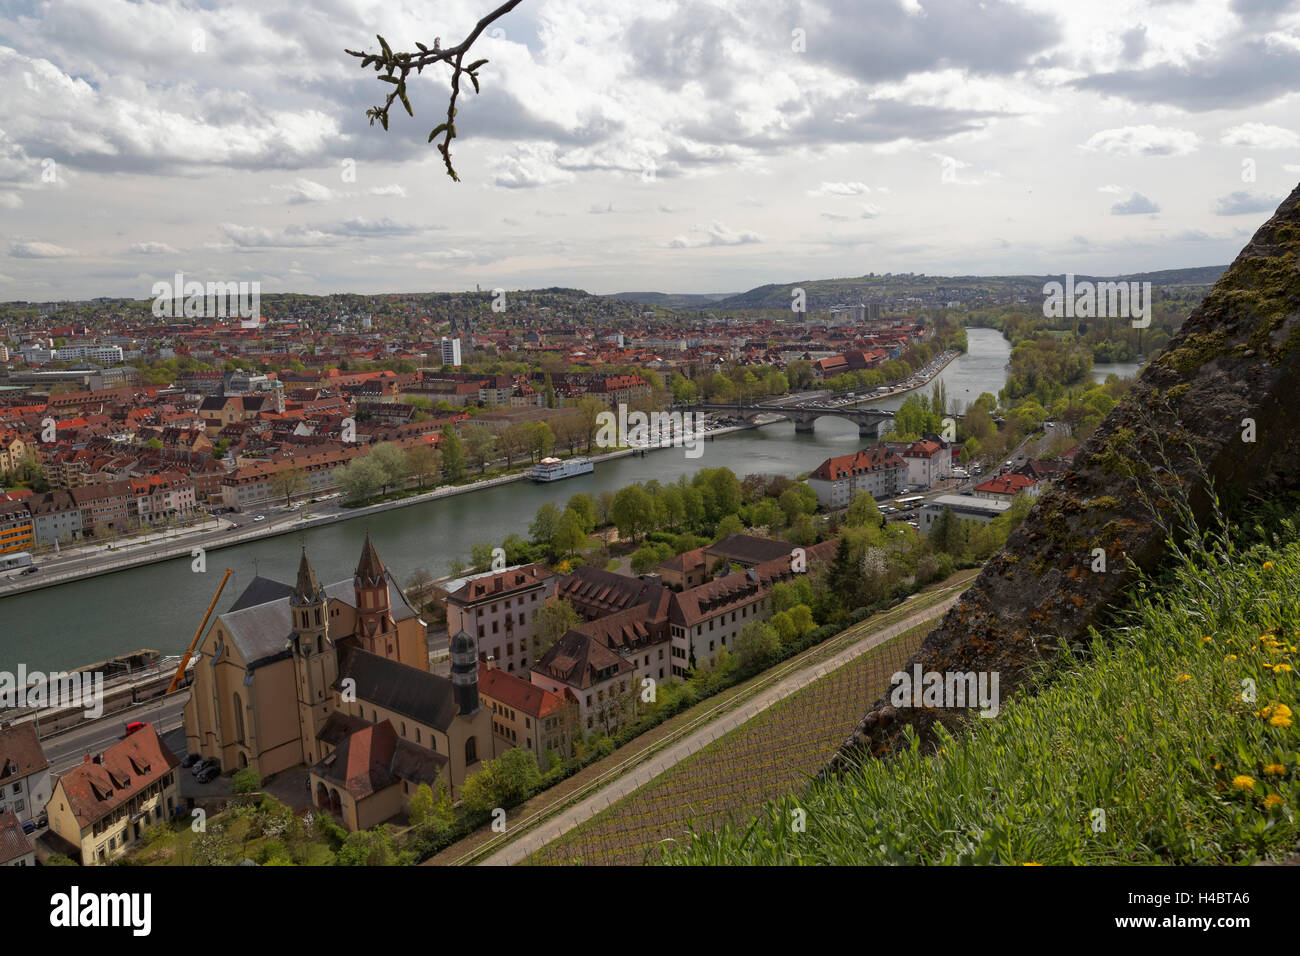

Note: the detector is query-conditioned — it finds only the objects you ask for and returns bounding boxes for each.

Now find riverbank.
[0,419,766,600]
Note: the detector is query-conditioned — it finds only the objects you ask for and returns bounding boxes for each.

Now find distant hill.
[691,266,1229,311]
[609,291,733,308]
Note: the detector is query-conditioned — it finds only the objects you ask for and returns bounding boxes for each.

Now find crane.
[167,568,233,694]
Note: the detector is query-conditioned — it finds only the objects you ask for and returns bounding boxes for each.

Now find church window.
[465,736,478,764]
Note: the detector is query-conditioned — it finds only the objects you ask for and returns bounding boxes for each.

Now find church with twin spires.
[183,535,490,830]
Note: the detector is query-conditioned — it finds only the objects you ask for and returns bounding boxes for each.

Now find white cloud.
[128,241,179,255]
[668,220,762,248]
[1219,123,1300,149]
[1111,193,1160,215]
[11,240,78,258]
[1082,126,1199,157]
[807,181,872,198]
[273,178,336,204]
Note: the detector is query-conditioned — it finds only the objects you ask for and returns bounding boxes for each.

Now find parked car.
[195,765,220,784]
[180,752,201,768]
[253,514,266,522]
[21,820,37,835]
[36,812,47,828]
[192,757,220,777]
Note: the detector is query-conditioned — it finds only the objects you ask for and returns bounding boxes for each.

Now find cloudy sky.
[1,0,1298,301]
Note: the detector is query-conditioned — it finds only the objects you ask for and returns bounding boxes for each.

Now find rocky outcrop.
[826,182,1300,774]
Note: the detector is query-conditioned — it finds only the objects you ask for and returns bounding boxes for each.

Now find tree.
[440,424,466,481]
[845,491,882,527]
[463,422,498,474]
[526,421,555,462]
[554,508,587,559]
[270,466,307,507]
[368,442,410,494]
[531,598,580,660]
[734,620,780,669]
[460,747,543,815]
[611,484,653,543]
[498,423,529,467]
[339,456,384,502]
[714,513,744,540]
[407,782,434,826]
[530,502,562,552]
[630,545,662,575]
[575,396,605,452]
[565,492,598,533]
[348,0,526,180]
[406,443,441,490]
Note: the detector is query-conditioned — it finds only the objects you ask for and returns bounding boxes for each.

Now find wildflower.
[1226,655,1237,662]
[1263,794,1285,809]
[1271,714,1293,728]
[1277,664,1293,673]
[1232,775,1256,791]
[1022,862,1042,866]
[1263,764,1286,776]
[1262,562,1274,570]
[1175,674,1191,683]
[1274,704,1293,718]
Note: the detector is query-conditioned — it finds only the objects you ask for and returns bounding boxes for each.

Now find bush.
[231,768,261,794]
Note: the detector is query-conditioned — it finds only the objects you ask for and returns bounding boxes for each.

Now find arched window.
[465,736,477,764]
[315,608,322,626]
[232,692,245,744]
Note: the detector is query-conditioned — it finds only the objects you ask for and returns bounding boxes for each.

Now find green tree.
[440,424,466,481]
[270,466,308,507]
[734,620,780,668]
[554,508,587,559]
[463,423,498,474]
[612,484,654,543]
[405,443,441,490]
[531,598,580,660]
[368,442,410,494]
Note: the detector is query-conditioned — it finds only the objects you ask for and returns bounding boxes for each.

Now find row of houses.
[0,469,197,550]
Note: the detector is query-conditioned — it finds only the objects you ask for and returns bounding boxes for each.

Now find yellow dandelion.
[1232,775,1256,791]
[1274,704,1293,718]
[1263,561,1274,570]
[1263,794,1285,809]
[1277,664,1293,673]
[1226,655,1237,662]
[1022,862,1042,866]
[1175,673,1191,683]
[1263,764,1286,776]
[1202,636,1213,644]
[1270,715,1293,728]
[1261,704,1274,718]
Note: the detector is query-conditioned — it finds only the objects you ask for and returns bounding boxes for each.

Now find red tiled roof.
[55,725,179,830]
[478,664,568,718]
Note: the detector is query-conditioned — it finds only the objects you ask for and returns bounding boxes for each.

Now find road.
[478,594,960,866]
[41,692,190,775]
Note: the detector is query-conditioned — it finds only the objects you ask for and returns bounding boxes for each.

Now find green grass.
[669,514,1300,865]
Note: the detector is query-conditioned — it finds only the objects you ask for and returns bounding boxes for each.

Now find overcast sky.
[1,0,1298,302]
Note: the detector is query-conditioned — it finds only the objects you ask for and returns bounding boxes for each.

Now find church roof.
[335,646,461,732]
[217,571,419,671]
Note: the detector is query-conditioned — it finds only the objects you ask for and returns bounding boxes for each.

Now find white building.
[900,439,952,490]
[919,494,1010,533]
[807,446,908,508]
[440,337,462,368]
[0,723,52,829]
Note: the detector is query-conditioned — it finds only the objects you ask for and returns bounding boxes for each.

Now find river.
[0,328,1137,671]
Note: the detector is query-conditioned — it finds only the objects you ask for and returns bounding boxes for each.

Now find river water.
[0,329,1137,671]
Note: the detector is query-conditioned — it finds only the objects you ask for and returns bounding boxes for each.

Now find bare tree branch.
[346,0,525,181]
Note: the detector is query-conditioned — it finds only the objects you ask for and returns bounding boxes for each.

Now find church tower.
[449,628,480,716]
[291,549,336,764]
[353,533,398,661]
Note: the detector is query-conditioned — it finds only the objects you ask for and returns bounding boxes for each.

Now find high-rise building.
[440,336,462,367]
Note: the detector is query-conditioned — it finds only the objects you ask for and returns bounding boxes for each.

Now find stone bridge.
[685,401,894,437]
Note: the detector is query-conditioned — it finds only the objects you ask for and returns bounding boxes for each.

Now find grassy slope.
[670,515,1300,865]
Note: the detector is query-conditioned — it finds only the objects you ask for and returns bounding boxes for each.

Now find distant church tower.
[449,629,480,716]
[291,549,336,764]
[353,533,398,660]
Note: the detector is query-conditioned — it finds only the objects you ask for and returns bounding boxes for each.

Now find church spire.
[355,532,386,589]
[291,548,324,607]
